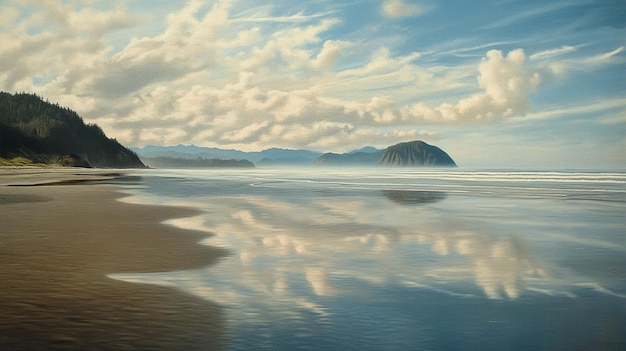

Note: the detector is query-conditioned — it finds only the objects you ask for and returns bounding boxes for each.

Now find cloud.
[529,45,578,60]
[529,45,625,78]
[0,7,19,28]
[0,0,619,157]
[381,0,422,18]
[65,4,137,38]
[0,0,536,151]
[583,45,625,66]
[480,2,578,30]
[233,10,332,23]
[395,49,542,122]
[510,97,626,122]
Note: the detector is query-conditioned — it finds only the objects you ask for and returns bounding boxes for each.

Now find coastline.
[0,168,228,350]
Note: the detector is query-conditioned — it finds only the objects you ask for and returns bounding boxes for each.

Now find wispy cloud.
[509,97,626,122]
[530,45,579,60]
[433,40,520,59]
[480,1,584,30]
[232,10,334,23]
[584,45,625,65]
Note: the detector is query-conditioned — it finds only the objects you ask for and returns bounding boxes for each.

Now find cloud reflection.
[112,189,552,321]
[409,229,547,299]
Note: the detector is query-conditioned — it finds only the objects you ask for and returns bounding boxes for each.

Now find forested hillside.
[0,92,144,167]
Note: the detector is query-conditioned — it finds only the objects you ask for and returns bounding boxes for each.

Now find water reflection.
[381,190,447,205]
[411,229,546,299]
[113,191,551,324]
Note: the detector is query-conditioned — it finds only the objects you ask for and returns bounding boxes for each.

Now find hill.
[380,141,457,167]
[136,141,457,168]
[315,141,456,167]
[314,150,384,165]
[141,156,254,168]
[0,92,144,168]
[132,145,322,165]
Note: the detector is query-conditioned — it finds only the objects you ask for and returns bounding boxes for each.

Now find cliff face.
[380,141,456,167]
[0,92,145,168]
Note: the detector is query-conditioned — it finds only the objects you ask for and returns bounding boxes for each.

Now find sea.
[109,168,626,350]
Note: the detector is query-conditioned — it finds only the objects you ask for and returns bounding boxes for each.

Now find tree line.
[0,92,144,167]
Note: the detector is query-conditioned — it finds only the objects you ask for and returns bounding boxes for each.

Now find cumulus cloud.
[400,49,543,122]
[0,1,578,152]
[381,0,422,18]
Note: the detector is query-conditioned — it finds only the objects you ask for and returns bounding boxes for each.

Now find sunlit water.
[110,168,626,350]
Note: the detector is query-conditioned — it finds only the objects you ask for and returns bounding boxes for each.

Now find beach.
[2,167,624,350]
[0,168,227,350]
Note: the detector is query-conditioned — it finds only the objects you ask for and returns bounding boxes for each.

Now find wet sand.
[0,169,228,350]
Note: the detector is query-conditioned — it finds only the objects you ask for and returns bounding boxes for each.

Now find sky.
[1,0,625,169]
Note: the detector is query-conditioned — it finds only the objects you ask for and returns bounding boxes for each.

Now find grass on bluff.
[0,157,46,167]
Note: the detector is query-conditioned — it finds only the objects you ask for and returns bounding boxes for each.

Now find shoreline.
[0,168,228,350]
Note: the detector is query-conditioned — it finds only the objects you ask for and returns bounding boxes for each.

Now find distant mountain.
[135,141,456,168]
[141,156,254,168]
[315,140,457,167]
[132,145,322,165]
[311,146,384,164]
[253,148,322,165]
[315,150,384,165]
[349,146,381,154]
[0,92,144,168]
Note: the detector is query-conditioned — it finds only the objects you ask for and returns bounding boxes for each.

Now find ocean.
[110,168,626,350]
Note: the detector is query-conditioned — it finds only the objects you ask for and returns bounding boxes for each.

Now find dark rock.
[56,154,92,168]
[380,140,457,167]
[314,140,457,167]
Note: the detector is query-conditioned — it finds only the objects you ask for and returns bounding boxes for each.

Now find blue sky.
[1,0,624,168]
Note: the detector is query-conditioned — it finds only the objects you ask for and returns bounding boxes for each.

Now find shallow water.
[111,168,626,350]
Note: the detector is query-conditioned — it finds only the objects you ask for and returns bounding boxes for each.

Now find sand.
[0,168,228,350]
